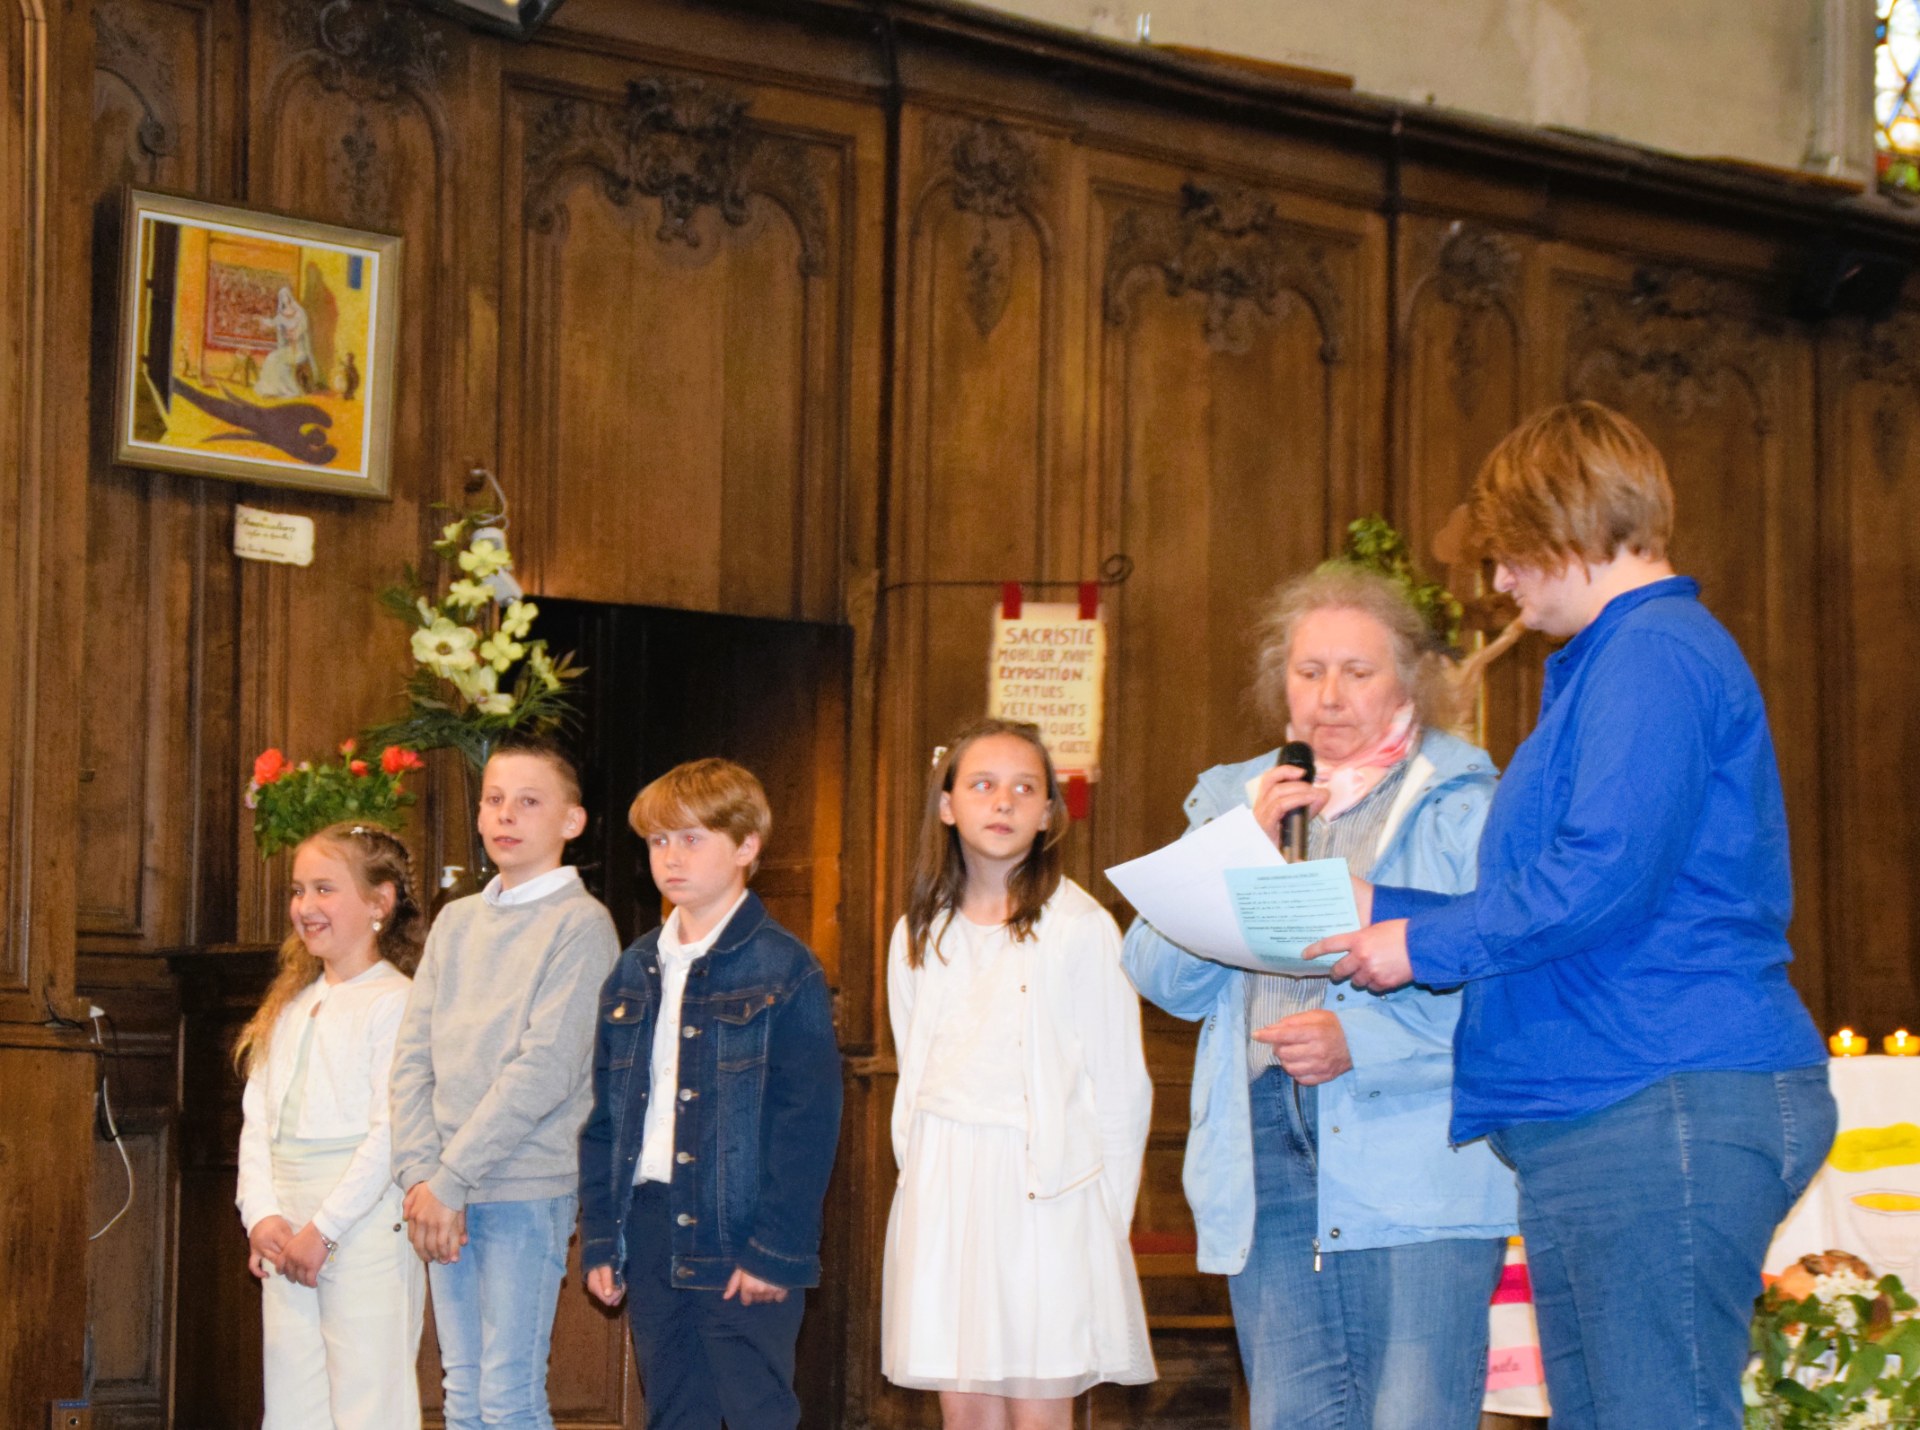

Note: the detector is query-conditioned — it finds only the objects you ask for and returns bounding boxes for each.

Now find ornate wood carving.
[1103,180,1344,359]
[930,118,1041,337]
[277,0,451,103]
[1569,266,1780,432]
[331,110,388,223]
[1431,220,1519,414]
[1842,311,1920,480]
[522,77,828,276]
[92,1,182,164]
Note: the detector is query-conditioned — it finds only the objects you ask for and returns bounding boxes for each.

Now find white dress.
[882,893,1156,1398]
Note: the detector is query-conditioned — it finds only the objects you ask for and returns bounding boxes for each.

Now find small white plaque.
[233,504,315,567]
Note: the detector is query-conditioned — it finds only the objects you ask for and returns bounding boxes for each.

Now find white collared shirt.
[482,863,581,907]
[636,889,750,1185]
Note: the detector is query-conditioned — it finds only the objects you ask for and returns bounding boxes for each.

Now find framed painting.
[113,189,402,498]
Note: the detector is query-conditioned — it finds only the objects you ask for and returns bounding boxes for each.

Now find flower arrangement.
[1746,1251,1920,1428]
[363,500,582,768]
[247,742,425,857]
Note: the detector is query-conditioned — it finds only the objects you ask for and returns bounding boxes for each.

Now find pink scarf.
[1287,704,1418,820]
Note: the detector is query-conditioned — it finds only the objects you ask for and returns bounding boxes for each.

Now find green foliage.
[1745,1270,1920,1428]
[246,746,418,858]
[1321,515,1464,650]
[362,502,584,770]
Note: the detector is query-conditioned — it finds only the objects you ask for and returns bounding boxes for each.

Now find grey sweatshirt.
[390,878,619,1209]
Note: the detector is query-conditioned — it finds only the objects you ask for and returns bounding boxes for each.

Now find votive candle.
[1830,1027,1869,1057]
[1885,1029,1918,1057]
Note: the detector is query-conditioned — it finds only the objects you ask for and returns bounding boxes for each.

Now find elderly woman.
[1315,402,1836,1430]
[1123,565,1516,1430]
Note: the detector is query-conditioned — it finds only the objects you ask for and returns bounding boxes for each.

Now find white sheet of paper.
[1223,863,1362,974]
[1106,806,1360,976]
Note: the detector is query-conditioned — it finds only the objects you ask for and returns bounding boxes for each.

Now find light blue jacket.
[1122,729,1518,1274]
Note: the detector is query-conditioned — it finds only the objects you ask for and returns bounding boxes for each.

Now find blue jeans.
[1489,1067,1836,1430]
[427,1194,577,1430]
[1229,1069,1506,1430]
[621,1181,807,1430]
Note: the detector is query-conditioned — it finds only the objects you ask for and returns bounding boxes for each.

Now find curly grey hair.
[1249,565,1449,735]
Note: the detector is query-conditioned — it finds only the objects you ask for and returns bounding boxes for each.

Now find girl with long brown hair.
[882,718,1156,1428]
[234,822,428,1430]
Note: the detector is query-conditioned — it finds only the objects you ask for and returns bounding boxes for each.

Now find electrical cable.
[88,1007,135,1242]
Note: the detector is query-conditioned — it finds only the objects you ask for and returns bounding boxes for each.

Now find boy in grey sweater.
[391,735,619,1430]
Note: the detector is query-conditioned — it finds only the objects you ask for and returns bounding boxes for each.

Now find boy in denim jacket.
[579,759,842,1430]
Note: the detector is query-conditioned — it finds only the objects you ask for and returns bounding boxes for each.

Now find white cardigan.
[235,960,410,1241]
[888,879,1153,1222]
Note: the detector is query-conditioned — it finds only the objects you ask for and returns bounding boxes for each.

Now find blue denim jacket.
[577,891,843,1291]
[1122,729,1518,1274]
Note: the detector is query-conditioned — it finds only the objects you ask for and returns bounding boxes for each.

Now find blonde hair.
[629,759,772,874]
[1250,565,1446,734]
[232,824,425,1076]
[904,718,1068,969]
[1470,400,1674,569]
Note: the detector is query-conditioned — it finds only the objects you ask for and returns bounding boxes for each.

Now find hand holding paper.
[1303,918,1414,991]
[1106,806,1362,976]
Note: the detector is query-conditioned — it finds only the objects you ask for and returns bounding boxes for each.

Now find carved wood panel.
[503,61,864,627]
[1816,312,1920,1031]
[1395,213,1545,765]
[82,0,229,949]
[232,0,467,942]
[1092,165,1386,890]
[1551,250,1828,1018]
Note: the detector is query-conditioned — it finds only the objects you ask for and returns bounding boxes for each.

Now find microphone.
[1277,740,1315,862]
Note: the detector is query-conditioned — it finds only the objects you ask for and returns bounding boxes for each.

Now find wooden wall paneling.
[169,949,274,1429]
[1549,247,1829,1019]
[83,0,235,952]
[501,51,869,626]
[77,951,185,1430]
[1091,157,1387,892]
[879,103,1077,924]
[1815,311,1920,1033]
[231,0,469,942]
[1392,211,1545,764]
[0,1041,99,1424]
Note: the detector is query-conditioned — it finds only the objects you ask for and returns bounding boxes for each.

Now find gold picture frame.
[113,189,402,499]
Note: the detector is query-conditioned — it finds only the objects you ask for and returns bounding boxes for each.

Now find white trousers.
[260,1147,425,1430]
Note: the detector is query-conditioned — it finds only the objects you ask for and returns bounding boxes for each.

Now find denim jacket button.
[612,1004,627,1019]
[682,1025,700,1039]
[678,1088,697,1102]
[675,1266,693,1278]
[675,1151,694,1164]
[676,1213,697,1226]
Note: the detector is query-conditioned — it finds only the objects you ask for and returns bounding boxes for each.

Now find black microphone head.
[1278,740,1315,783]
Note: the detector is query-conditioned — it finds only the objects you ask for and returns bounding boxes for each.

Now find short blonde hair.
[1250,565,1445,733]
[1471,401,1674,569]
[628,758,772,860]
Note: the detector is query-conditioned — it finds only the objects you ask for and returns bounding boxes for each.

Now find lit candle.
[1831,1027,1869,1057]
[1885,1029,1918,1057]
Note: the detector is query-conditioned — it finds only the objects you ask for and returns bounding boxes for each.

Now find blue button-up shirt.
[1375,578,1826,1141]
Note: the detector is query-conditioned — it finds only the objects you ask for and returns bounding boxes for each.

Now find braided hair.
[232,822,427,1075]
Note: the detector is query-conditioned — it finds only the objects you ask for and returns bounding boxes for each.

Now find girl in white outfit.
[883,718,1156,1428]
[234,822,427,1429]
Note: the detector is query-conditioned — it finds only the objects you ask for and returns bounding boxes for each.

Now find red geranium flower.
[252,748,291,786]
[349,759,369,776]
[381,746,426,776]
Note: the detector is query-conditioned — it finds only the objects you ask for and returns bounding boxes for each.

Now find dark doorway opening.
[534,599,851,978]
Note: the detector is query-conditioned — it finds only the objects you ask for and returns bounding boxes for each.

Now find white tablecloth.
[1768,1055,1920,1279]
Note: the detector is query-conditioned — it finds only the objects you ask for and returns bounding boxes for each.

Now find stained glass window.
[1877,0,1920,192]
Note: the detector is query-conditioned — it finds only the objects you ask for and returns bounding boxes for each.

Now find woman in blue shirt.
[1312,401,1835,1430]
[1125,566,1516,1430]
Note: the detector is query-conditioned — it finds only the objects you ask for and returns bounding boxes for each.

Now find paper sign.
[233,504,315,567]
[988,602,1105,777]
[1223,863,1363,974]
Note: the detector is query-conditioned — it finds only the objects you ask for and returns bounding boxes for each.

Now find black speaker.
[1793,238,1910,321]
